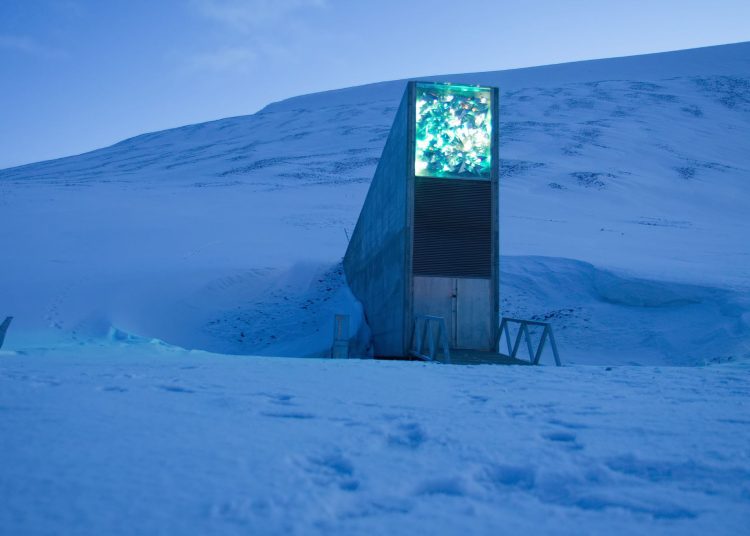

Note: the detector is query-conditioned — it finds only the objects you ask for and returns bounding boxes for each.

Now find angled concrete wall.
[343,86,412,357]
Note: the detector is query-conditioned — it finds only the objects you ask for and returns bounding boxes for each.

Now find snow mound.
[502,256,750,365]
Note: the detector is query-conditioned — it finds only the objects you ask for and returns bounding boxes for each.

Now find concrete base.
[437,350,531,366]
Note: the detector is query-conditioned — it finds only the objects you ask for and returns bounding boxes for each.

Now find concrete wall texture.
[343,88,411,357]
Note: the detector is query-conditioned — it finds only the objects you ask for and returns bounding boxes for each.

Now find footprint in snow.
[468,394,489,404]
[255,392,295,405]
[547,418,589,430]
[414,476,466,497]
[387,422,427,449]
[260,411,315,420]
[100,386,128,393]
[543,431,583,450]
[158,385,195,394]
[268,394,294,405]
[543,431,578,443]
[303,452,359,491]
[570,492,697,520]
[480,464,536,491]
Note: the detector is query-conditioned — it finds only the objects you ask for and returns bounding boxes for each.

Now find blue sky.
[1,0,748,169]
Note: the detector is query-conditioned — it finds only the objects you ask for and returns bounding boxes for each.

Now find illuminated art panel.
[414,82,492,179]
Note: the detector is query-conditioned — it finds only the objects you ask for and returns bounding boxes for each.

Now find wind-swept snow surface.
[0,348,748,535]
[1,42,749,362]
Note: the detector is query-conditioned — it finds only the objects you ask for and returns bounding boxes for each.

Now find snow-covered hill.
[2,43,750,536]
[1,42,749,363]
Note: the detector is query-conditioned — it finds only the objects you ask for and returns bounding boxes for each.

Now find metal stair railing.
[410,315,451,363]
[497,317,561,366]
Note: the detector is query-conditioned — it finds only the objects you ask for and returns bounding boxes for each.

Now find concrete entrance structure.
[344,81,499,358]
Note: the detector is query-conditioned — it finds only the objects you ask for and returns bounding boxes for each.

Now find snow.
[1,346,748,535]
[1,42,750,533]
[1,43,749,362]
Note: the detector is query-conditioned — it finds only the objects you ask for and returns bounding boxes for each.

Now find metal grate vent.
[413,177,492,277]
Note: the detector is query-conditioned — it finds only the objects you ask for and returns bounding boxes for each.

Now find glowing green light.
[414,82,492,179]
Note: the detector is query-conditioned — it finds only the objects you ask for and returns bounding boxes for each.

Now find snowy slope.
[2,43,750,536]
[0,347,748,535]
[1,42,750,363]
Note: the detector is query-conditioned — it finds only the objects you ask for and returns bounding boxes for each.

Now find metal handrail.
[497,317,561,366]
[410,315,451,363]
